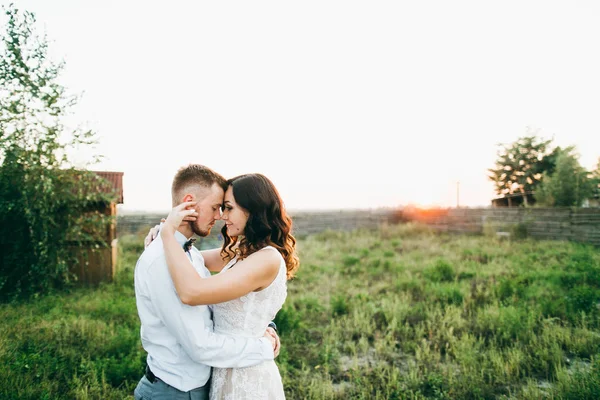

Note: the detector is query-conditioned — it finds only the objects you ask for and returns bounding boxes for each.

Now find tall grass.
[1,223,599,399]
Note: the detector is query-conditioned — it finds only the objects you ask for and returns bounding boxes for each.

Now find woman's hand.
[162,201,198,234]
[144,208,195,248]
[144,221,164,248]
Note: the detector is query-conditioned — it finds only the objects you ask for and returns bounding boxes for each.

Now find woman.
[160,173,299,399]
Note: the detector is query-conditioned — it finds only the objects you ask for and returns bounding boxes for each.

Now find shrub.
[426,259,455,283]
[567,285,599,316]
[343,256,361,267]
[0,5,115,301]
[510,223,528,239]
[274,304,303,335]
[331,295,351,317]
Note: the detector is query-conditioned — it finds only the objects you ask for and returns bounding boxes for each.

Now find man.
[134,164,279,400]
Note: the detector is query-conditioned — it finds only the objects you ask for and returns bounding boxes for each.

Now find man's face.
[190,183,224,237]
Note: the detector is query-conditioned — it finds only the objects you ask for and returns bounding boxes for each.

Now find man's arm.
[143,258,275,368]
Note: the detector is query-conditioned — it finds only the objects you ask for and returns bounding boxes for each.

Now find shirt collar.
[174,230,192,247]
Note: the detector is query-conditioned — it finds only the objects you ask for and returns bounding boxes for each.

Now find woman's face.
[222,185,249,237]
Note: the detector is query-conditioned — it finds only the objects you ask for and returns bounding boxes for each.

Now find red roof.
[91,171,124,204]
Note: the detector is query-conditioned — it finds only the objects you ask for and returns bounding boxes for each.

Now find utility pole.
[456,181,460,208]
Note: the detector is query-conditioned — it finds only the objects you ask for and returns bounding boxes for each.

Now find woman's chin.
[228,228,242,237]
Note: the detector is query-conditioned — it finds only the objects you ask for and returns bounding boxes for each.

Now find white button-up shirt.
[134,230,274,392]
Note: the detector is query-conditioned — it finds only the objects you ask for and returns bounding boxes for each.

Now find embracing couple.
[133,164,299,399]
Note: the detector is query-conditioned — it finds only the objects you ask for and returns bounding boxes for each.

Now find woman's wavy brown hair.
[220,173,299,279]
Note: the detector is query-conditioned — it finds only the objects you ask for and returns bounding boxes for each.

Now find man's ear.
[182,194,194,203]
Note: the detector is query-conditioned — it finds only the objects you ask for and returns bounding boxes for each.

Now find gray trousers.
[134,375,209,400]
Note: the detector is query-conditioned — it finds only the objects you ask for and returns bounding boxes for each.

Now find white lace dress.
[209,246,287,400]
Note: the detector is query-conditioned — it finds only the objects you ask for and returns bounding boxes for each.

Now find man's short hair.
[171,164,227,205]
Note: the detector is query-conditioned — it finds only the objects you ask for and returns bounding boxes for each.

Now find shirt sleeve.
[144,258,274,368]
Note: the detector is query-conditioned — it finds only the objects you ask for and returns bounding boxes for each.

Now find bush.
[342,256,361,267]
[510,223,528,239]
[567,285,599,316]
[426,259,455,282]
[331,295,351,317]
[274,304,303,335]
[0,5,115,301]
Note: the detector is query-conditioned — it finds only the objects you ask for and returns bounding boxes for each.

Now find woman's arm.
[202,240,241,272]
[162,202,280,306]
[145,224,227,273]
[201,248,228,273]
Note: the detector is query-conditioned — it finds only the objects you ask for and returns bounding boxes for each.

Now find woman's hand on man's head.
[162,201,198,234]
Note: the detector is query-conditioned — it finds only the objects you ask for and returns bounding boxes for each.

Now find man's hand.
[264,327,281,357]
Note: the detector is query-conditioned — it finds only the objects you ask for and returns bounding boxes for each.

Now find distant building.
[491,191,536,207]
[582,193,600,208]
[92,171,124,204]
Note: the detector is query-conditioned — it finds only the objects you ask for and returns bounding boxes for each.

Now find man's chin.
[192,227,211,238]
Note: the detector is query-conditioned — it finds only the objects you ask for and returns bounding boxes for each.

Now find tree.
[535,148,595,207]
[0,4,115,300]
[589,157,600,202]
[488,135,557,205]
[592,158,600,177]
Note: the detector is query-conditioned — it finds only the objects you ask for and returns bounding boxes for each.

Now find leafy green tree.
[488,135,557,205]
[535,148,595,207]
[590,158,600,199]
[0,4,115,300]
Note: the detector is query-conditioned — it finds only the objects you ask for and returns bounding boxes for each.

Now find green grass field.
[1,223,599,399]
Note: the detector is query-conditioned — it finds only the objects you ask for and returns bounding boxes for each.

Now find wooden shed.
[69,170,124,285]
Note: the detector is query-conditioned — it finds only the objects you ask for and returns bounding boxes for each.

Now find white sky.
[7,0,600,211]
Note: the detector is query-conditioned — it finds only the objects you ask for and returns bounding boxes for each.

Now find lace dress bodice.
[212,246,287,337]
[209,246,288,400]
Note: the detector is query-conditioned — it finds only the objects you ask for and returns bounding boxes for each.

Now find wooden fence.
[116,207,600,251]
[117,209,392,240]
[400,207,600,246]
